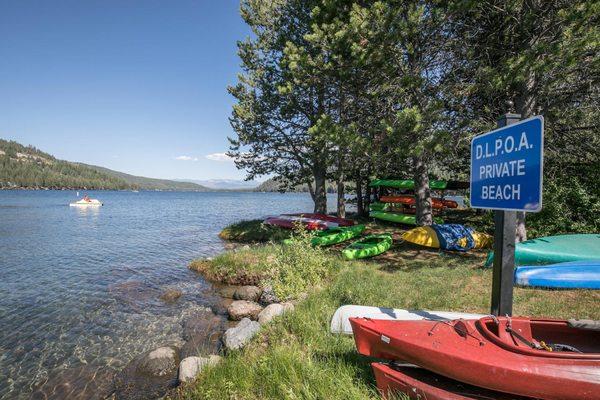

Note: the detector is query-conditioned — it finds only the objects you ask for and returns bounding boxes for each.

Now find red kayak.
[264,213,354,230]
[380,195,458,209]
[372,363,532,399]
[351,316,600,399]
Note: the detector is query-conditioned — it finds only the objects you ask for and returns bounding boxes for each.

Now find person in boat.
[83,194,91,202]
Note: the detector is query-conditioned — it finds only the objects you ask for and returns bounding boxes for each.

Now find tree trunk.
[356,176,364,217]
[313,164,327,214]
[516,212,527,242]
[413,156,433,226]
[337,179,345,218]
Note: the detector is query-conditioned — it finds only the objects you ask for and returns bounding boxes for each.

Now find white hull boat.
[330,305,484,335]
[69,199,103,207]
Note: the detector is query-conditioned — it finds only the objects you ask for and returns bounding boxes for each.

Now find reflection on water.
[0,190,336,399]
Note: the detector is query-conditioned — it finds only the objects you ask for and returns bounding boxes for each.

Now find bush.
[218,219,291,243]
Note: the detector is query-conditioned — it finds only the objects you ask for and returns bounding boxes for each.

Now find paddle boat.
[69,195,103,207]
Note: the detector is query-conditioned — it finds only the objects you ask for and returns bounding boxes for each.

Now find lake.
[0,190,337,399]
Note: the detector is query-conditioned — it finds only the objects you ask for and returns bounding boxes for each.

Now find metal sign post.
[470,113,544,316]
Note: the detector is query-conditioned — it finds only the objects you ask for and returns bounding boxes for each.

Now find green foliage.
[190,234,339,301]
[218,219,292,242]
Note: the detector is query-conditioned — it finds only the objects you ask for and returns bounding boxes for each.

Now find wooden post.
[490,113,521,316]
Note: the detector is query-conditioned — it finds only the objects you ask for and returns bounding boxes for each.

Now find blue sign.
[470,116,544,212]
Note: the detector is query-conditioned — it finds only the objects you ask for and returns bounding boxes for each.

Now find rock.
[281,302,295,313]
[257,303,284,325]
[217,285,237,299]
[180,312,225,358]
[113,346,179,400]
[178,355,221,383]
[227,300,263,321]
[223,318,261,351]
[232,285,262,302]
[258,286,280,305]
[159,288,182,303]
[30,365,115,400]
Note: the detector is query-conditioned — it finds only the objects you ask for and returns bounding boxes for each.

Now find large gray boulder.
[257,303,284,325]
[258,286,280,305]
[233,286,262,302]
[178,355,221,383]
[114,346,179,400]
[227,300,263,321]
[222,318,260,351]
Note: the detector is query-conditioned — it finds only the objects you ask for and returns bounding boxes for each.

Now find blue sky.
[0,0,254,180]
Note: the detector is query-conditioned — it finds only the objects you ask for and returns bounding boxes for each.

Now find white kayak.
[330,305,484,335]
[69,198,103,207]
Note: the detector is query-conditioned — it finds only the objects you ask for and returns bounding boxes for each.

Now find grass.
[179,233,600,400]
[218,219,291,243]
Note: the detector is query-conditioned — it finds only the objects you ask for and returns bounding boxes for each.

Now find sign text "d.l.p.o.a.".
[470,116,544,212]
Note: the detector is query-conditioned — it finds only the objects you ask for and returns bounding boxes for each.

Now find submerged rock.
[178,355,221,383]
[30,365,115,400]
[223,318,260,351]
[180,311,225,358]
[227,300,263,321]
[159,288,182,303]
[233,285,262,302]
[258,286,280,305]
[113,346,179,400]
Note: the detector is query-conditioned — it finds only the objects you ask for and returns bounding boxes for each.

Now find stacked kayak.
[370,210,444,225]
[485,233,600,267]
[342,234,392,260]
[310,224,365,247]
[264,213,354,231]
[402,225,493,251]
[351,316,600,399]
[380,195,458,209]
[515,260,600,289]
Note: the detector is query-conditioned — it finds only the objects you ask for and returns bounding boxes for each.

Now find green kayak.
[311,224,366,247]
[484,234,600,267]
[369,179,447,190]
[342,234,393,260]
[369,202,389,212]
[370,210,444,225]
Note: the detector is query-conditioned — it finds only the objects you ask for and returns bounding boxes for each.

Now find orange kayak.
[380,195,458,209]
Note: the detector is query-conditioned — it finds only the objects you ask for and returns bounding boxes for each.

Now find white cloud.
[205,152,234,162]
[175,155,198,161]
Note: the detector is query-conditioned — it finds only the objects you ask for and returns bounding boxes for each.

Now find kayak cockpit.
[476,316,600,358]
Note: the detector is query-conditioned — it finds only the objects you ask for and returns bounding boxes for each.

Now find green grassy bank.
[178,226,600,399]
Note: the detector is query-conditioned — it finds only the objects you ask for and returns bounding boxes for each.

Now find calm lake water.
[0,190,337,399]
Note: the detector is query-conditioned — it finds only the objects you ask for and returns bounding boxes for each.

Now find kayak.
[69,198,103,206]
[329,305,483,335]
[342,234,392,260]
[350,316,600,399]
[372,363,532,400]
[310,224,365,247]
[485,234,600,267]
[369,202,389,212]
[370,179,448,190]
[402,226,493,250]
[282,213,354,226]
[264,215,339,230]
[370,180,469,190]
[370,210,444,225]
[514,260,600,289]
[380,195,458,209]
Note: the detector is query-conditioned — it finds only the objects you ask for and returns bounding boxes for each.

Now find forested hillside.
[0,139,209,191]
[255,177,336,193]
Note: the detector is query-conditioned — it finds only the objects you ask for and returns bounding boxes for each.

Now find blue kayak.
[514,260,600,289]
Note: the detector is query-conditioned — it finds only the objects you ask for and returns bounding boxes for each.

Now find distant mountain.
[80,165,211,191]
[0,138,210,191]
[175,179,260,190]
